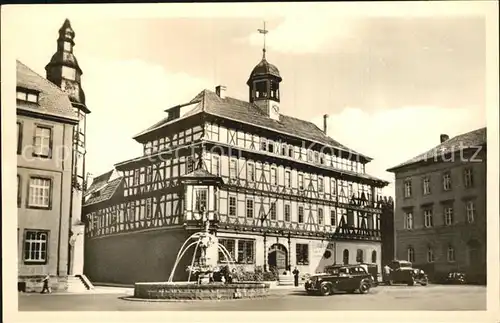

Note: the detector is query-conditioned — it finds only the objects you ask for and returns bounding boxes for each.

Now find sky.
[3,3,489,197]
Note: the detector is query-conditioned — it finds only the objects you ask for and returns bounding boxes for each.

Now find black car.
[304,264,375,296]
[386,260,428,286]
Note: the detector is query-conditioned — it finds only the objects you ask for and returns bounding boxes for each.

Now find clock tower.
[247,22,282,121]
[45,18,90,276]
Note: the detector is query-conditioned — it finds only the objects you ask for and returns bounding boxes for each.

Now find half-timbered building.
[82,48,390,284]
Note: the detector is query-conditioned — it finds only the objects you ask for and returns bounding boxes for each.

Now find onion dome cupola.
[45,19,90,114]
[247,22,282,121]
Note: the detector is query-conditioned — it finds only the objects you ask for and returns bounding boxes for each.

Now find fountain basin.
[133,281,270,300]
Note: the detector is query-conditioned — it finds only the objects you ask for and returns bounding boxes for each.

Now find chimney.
[440,134,449,143]
[85,172,94,191]
[323,114,329,134]
[215,85,227,99]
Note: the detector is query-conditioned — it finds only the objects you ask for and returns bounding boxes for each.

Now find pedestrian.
[292,267,300,287]
[383,264,391,284]
[41,274,51,294]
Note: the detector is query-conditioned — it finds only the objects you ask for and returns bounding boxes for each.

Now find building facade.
[17,19,90,292]
[387,129,487,283]
[83,47,390,284]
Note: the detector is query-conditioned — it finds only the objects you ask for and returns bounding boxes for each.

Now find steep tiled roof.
[387,127,487,172]
[135,89,369,160]
[85,170,114,196]
[84,177,123,206]
[16,60,78,122]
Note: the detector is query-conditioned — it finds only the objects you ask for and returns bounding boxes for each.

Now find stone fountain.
[131,208,270,301]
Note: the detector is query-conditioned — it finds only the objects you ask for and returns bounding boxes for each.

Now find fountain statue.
[130,206,270,300]
[184,207,219,284]
[166,206,237,284]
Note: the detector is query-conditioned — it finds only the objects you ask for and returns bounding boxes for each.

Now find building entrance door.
[268,244,288,271]
[467,239,482,271]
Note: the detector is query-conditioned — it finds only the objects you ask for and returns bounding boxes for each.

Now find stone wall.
[84,228,192,284]
[134,282,270,300]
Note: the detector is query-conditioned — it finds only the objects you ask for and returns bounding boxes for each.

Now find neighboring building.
[17,19,91,292]
[387,128,487,283]
[16,60,78,291]
[379,196,395,266]
[82,43,390,284]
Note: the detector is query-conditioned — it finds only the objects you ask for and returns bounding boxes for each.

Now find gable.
[16,60,78,122]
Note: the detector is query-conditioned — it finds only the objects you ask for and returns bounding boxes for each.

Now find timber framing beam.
[222,183,383,214]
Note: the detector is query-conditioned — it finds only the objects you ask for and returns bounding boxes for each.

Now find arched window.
[356,249,364,263]
[343,249,349,265]
[407,246,415,263]
[371,250,377,263]
[447,246,455,262]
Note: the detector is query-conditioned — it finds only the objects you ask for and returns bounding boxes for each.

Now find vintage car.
[359,263,380,286]
[443,272,467,284]
[386,260,428,286]
[304,264,375,296]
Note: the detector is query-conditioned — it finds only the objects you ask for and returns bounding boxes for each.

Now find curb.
[92,282,134,288]
[119,295,273,303]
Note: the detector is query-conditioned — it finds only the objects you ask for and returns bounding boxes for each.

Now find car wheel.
[420,279,428,286]
[359,281,370,294]
[319,282,331,296]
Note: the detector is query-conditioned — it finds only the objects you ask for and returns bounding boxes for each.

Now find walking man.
[41,274,51,294]
[383,264,391,285]
[292,267,300,287]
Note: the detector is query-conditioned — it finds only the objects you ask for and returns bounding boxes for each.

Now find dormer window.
[167,107,180,121]
[16,89,39,103]
[62,66,76,81]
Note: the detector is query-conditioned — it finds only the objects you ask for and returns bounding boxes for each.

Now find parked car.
[359,263,379,286]
[386,260,428,286]
[443,272,467,284]
[304,264,375,296]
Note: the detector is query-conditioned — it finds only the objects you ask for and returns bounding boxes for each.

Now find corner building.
[387,128,486,283]
[16,19,91,292]
[83,50,389,284]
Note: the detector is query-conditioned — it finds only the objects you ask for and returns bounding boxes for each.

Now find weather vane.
[258,21,268,58]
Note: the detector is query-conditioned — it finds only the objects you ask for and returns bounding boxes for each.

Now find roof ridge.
[387,126,486,171]
[90,169,114,182]
[131,87,371,161]
[16,60,68,95]
[448,126,487,140]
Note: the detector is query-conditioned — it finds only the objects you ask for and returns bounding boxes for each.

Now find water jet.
[132,206,270,301]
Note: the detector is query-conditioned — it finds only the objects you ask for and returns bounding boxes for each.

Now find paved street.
[19,284,485,311]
